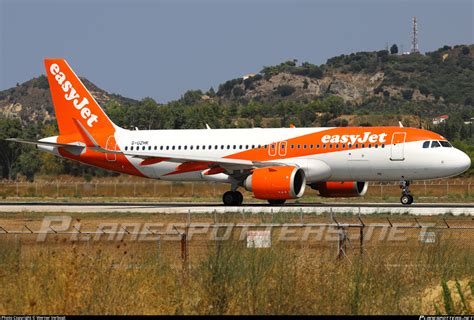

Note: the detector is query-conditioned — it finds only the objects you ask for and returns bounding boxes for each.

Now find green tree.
[390,44,398,55]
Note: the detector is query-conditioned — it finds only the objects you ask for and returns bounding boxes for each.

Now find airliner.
[8,59,471,205]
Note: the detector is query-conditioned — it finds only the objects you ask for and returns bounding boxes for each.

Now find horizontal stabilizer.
[6,138,85,150]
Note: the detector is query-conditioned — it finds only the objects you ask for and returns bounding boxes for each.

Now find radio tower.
[411,16,419,53]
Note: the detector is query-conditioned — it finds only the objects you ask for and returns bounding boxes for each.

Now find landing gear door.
[390,132,406,161]
[106,135,117,162]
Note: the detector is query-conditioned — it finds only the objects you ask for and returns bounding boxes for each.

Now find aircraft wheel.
[268,199,286,206]
[400,194,414,205]
[235,191,243,205]
[223,191,243,206]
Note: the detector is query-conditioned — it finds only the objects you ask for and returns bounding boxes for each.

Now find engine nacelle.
[311,181,368,197]
[244,166,306,200]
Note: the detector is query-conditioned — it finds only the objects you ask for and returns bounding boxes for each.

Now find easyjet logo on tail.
[49,64,98,127]
[321,132,388,144]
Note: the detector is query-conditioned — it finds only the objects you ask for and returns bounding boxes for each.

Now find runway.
[1,202,473,215]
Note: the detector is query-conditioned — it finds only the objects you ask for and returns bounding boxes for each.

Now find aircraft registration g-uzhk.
[8,59,471,205]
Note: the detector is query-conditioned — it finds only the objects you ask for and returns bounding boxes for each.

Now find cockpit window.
[439,141,452,147]
[431,141,441,148]
[422,141,430,148]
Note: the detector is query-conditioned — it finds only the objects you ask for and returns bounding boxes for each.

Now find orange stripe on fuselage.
[163,161,214,176]
[225,127,445,162]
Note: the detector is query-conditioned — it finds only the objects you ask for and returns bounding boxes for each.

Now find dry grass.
[0,177,472,203]
[0,212,472,315]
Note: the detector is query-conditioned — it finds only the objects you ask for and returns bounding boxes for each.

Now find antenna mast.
[411,16,419,53]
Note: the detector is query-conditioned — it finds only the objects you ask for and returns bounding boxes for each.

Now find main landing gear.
[400,180,414,205]
[222,190,243,206]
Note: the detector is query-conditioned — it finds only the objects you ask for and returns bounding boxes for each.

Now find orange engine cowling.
[244,166,306,200]
[312,181,368,197]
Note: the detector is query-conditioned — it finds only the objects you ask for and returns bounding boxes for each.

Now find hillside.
[0,44,472,128]
[215,44,474,106]
[0,75,138,125]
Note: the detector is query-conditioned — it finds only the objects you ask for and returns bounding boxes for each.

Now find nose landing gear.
[400,180,414,205]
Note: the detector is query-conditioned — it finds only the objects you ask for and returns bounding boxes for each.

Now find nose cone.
[454,149,471,174]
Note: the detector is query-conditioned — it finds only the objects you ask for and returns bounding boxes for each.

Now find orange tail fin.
[44,59,120,138]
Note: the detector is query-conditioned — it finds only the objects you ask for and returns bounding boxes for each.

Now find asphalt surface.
[0,202,473,215]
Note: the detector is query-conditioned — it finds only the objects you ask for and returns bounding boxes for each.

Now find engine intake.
[312,181,368,197]
[244,166,306,200]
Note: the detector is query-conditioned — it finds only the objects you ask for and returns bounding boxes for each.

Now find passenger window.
[172,146,175,150]
[125,146,128,151]
[316,144,320,148]
[252,145,255,149]
[335,144,339,149]
[348,144,352,148]
[431,141,441,148]
[382,144,385,148]
[190,146,193,150]
[142,146,146,150]
[291,144,294,149]
[130,146,133,151]
[375,144,378,148]
[148,146,151,150]
[246,145,249,149]
[184,146,187,150]
[342,144,345,148]
[154,146,157,150]
[422,141,430,148]
[303,144,307,149]
[166,146,169,150]
[355,144,359,148]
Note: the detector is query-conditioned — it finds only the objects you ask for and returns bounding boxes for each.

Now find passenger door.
[390,132,406,161]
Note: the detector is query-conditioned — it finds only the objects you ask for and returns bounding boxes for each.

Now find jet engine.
[311,181,368,197]
[244,166,306,200]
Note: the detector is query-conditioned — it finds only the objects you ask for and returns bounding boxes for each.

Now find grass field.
[0,176,473,204]
[0,211,472,315]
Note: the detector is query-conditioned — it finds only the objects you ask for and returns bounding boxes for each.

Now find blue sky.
[0,0,472,102]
